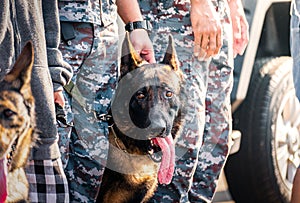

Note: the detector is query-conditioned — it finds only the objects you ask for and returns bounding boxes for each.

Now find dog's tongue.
[152,135,175,184]
[0,158,8,203]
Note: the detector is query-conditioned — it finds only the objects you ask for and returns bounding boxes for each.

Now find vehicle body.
[215,0,300,202]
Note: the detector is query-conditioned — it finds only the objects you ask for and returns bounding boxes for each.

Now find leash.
[63,81,113,123]
[64,81,86,110]
[109,124,128,153]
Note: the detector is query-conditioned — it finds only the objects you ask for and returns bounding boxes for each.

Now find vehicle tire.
[225,57,300,203]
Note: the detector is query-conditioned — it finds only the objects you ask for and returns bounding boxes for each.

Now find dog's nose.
[151,126,166,137]
[159,127,167,137]
[148,109,167,137]
[149,118,167,137]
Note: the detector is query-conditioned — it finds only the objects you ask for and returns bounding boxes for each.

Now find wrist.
[129,28,149,36]
[124,20,151,32]
[227,0,239,5]
[191,0,209,6]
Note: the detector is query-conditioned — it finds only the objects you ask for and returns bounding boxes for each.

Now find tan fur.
[97,34,183,203]
[0,42,35,203]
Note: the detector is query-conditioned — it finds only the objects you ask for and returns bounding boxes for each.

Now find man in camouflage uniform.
[138,0,249,202]
[57,0,154,202]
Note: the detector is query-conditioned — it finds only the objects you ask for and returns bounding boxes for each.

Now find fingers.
[130,29,156,63]
[200,33,210,51]
[140,49,156,63]
[193,34,202,58]
[135,49,156,63]
[239,17,249,54]
[194,31,222,61]
[54,91,65,108]
[232,17,249,57]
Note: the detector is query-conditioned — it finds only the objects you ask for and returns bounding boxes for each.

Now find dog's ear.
[5,41,34,98]
[120,32,144,77]
[161,35,179,71]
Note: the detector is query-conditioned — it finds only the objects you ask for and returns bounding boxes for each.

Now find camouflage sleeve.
[42,1,73,91]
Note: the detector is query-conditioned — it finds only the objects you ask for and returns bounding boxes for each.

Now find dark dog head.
[0,42,35,202]
[110,33,184,184]
[112,33,183,139]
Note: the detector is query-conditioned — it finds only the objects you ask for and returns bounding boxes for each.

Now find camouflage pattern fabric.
[57,21,119,202]
[139,0,233,202]
[58,0,117,26]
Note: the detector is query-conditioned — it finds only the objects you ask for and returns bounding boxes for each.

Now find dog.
[0,42,35,203]
[96,33,184,203]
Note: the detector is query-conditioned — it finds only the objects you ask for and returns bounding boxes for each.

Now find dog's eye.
[165,91,173,98]
[2,109,16,119]
[136,91,146,100]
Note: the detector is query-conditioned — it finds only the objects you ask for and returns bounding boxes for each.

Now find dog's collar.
[102,111,128,153]
[106,111,162,163]
[109,124,128,153]
[108,124,162,163]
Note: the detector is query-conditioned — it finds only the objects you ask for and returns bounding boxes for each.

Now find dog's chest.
[106,132,159,178]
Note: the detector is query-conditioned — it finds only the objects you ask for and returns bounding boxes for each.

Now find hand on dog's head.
[120,32,179,78]
[113,32,184,140]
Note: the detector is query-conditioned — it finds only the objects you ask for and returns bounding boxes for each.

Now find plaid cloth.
[25,159,69,203]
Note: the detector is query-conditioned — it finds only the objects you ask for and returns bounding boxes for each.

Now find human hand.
[54,90,65,108]
[228,0,249,58]
[191,0,222,60]
[129,29,156,63]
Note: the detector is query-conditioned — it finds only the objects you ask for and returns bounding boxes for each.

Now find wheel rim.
[275,89,300,190]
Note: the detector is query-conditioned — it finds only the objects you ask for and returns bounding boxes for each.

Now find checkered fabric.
[25,159,69,203]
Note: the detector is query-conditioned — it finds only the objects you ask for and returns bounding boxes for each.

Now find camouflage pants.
[58,22,118,203]
[139,0,234,202]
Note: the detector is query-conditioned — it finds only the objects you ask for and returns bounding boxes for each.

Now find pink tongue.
[0,158,8,203]
[153,135,175,184]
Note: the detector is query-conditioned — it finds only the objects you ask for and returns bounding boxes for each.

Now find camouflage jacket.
[58,0,117,26]
[0,0,73,160]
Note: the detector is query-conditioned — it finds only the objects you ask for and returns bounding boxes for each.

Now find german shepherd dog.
[97,33,184,203]
[0,42,35,203]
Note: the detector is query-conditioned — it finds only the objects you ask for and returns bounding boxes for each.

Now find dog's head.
[0,41,35,201]
[0,41,35,163]
[113,33,183,138]
[111,33,184,184]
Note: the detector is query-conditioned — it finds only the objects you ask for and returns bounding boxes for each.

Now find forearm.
[116,0,143,23]
[190,0,212,5]
[116,0,155,63]
[227,0,244,11]
[42,1,73,90]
